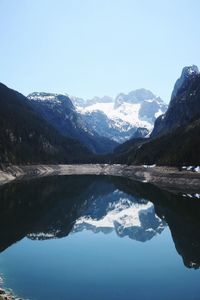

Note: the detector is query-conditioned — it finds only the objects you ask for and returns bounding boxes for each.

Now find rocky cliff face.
[151,65,200,137]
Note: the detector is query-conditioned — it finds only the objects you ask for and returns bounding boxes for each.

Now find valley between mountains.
[0,65,200,189]
[0,66,200,300]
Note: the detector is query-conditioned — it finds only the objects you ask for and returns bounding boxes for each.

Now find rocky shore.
[0,288,23,300]
[0,164,200,193]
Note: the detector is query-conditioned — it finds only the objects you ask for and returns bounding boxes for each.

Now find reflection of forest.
[0,175,199,269]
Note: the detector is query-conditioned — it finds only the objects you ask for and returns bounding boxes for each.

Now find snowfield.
[73,89,168,142]
[77,101,154,131]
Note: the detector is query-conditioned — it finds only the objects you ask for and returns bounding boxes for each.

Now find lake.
[0,175,200,300]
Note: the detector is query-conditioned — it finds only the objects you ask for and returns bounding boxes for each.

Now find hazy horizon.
[1,0,200,103]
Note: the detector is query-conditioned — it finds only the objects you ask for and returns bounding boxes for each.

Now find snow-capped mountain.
[73,89,167,143]
[27,89,167,150]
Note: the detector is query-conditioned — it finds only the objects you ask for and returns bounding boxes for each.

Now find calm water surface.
[0,175,200,300]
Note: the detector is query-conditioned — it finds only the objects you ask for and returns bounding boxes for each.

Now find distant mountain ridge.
[72,88,167,143]
[27,88,166,152]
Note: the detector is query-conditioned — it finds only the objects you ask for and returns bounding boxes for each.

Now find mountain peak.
[182,65,199,77]
[114,89,158,109]
[151,64,200,138]
[115,88,156,106]
[128,88,156,101]
[171,65,199,100]
[27,92,75,110]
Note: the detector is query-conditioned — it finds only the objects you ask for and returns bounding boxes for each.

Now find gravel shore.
[0,164,200,193]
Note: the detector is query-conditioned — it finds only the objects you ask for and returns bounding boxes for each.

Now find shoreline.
[0,275,25,300]
[0,288,24,300]
[0,164,200,193]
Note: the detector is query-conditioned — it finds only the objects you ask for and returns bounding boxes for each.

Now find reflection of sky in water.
[1,228,200,300]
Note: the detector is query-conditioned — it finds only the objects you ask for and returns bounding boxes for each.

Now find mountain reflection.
[0,175,200,269]
[73,189,165,241]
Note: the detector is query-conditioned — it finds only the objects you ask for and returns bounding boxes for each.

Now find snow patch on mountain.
[28,92,61,103]
[77,102,152,130]
[72,89,167,143]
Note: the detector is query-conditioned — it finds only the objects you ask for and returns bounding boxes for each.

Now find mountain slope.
[28,92,117,154]
[115,118,200,166]
[113,65,200,166]
[0,83,91,164]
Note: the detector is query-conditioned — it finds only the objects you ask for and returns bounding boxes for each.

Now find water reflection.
[0,175,200,269]
[73,189,165,241]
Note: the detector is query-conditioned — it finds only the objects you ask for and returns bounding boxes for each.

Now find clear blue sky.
[0,0,199,103]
